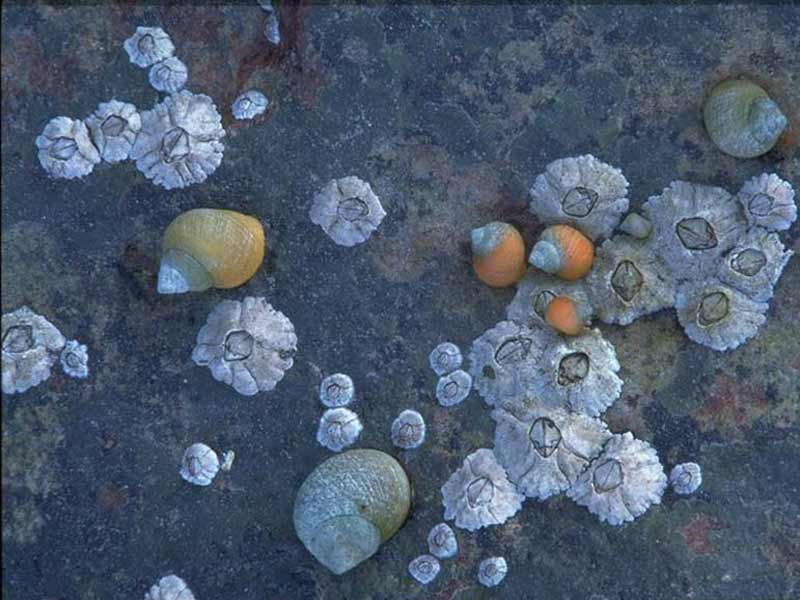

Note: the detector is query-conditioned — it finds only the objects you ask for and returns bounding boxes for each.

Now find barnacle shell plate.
[85,100,141,163]
[309,176,386,247]
[2,306,66,395]
[35,116,100,179]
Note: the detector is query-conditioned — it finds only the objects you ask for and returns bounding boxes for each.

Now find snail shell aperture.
[293,449,411,575]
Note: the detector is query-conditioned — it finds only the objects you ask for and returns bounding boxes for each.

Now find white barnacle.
[144,574,195,600]
[477,556,508,588]
[2,306,66,395]
[391,409,426,450]
[618,212,653,239]
[643,181,746,281]
[149,57,188,94]
[408,554,441,585]
[436,369,472,407]
[319,373,355,407]
[528,155,629,240]
[675,280,767,352]
[317,408,363,452]
[231,90,269,120]
[428,341,462,376]
[587,236,676,325]
[60,340,89,379]
[124,26,175,68]
[531,328,622,417]
[35,116,101,179]
[309,176,386,247]
[506,268,593,329]
[736,173,797,232]
[191,297,297,396]
[85,100,141,163]
[130,90,225,190]
[427,522,457,559]
[717,228,792,303]
[669,462,702,495]
[567,432,667,526]
[179,443,220,486]
[441,448,524,532]
[492,400,611,501]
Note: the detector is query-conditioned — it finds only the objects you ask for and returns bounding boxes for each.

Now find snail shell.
[529,225,594,280]
[293,449,411,575]
[157,209,265,294]
[471,222,527,287]
[703,79,788,159]
[544,295,591,336]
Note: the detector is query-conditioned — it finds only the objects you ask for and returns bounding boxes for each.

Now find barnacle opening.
[223,330,254,361]
[101,115,128,137]
[676,217,718,250]
[337,197,370,221]
[593,458,623,493]
[325,382,346,401]
[441,380,461,400]
[557,352,589,386]
[730,248,767,277]
[397,423,420,445]
[416,559,436,575]
[187,456,204,478]
[432,530,449,547]
[2,325,34,353]
[50,137,78,160]
[482,561,500,577]
[533,290,556,319]
[697,291,730,326]
[562,186,599,217]
[161,127,191,163]
[482,365,496,380]
[466,477,495,507]
[494,337,533,364]
[137,33,156,54]
[611,259,644,302]
[529,417,561,458]
[64,351,82,369]
[747,193,775,217]
[675,469,694,488]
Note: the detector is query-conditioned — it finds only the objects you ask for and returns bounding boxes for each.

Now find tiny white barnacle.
[85,100,141,163]
[441,448,524,532]
[436,369,472,407]
[737,173,797,233]
[309,176,386,247]
[618,212,653,239]
[391,409,426,450]
[717,228,792,303]
[179,443,220,486]
[408,554,441,585]
[148,57,189,94]
[60,339,89,379]
[670,462,702,495]
[317,408,363,452]
[2,306,66,395]
[231,90,269,120]
[319,373,355,407]
[35,116,101,179]
[528,154,630,240]
[125,26,175,68]
[428,342,462,376]
[506,268,593,329]
[427,522,457,559]
[144,574,195,600]
[477,556,508,588]
[220,450,236,472]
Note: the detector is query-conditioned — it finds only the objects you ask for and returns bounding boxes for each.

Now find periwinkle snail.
[471,221,527,288]
[293,449,411,574]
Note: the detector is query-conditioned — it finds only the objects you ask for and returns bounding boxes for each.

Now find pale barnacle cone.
[428,341,462,376]
[2,306,66,395]
[528,154,629,241]
[669,462,703,495]
[309,176,386,247]
[435,369,472,407]
[316,407,363,452]
[124,26,175,68]
[408,554,441,584]
[148,57,188,94]
[319,373,355,407]
[144,574,195,600]
[35,116,101,179]
[506,268,593,329]
[717,228,792,303]
[567,432,667,526]
[427,522,457,559]
[736,173,797,233]
[391,409,426,449]
[179,443,219,486]
[477,556,508,587]
[85,100,141,163]
[60,340,89,379]
[231,90,269,120]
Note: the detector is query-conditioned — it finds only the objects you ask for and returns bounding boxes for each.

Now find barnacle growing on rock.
[492,401,611,500]
[436,369,472,407]
[60,340,89,379]
[675,280,767,351]
[619,213,652,239]
[124,26,175,68]
[144,575,194,600]
[477,556,508,588]
[736,173,797,232]
[231,90,269,120]
[567,432,667,526]
[309,176,386,246]
[85,100,141,163]
[148,57,188,94]
[506,269,592,329]
[130,90,225,190]
[441,448,524,531]
[317,408,363,452]
[319,373,355,407]
[429,342,462,376]
[35,117,101,179]
[529,155,629,240]
[2,306,66,395]
[717,228,792,302]
[587,236,676,325]
[409,554,441,584]
[390,409,426,449]
[669,462,702,495]
[179,443,219,486]
[191,297,297,396]
[427,522,458,559]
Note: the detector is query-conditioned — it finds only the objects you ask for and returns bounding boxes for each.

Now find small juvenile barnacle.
[506,268,592,329]
[531,328,622,417]
[428,342,462,376]
[492,401,611,500]
[587,236,676,325]
[427,522,457,559]
[179,443,220,486]
[231,90,269,120]
[35,116,101,179]
[317,408,363,452]
[619,213,652,239]
[191,297,297,396]
[528,155,629,240]
[85,100,141,163]
[144,574,195,600]
[124,26,175,68]
[717,228,792,302]
[675,280,767,351]
[408,554,441,584]
[567,432,667,526]
[60,340,89,379]
[2,306,66,395]
[642,181,746,280]
[319,373,355,407]
[148,57,188,93]
[391,409,426,449]
[130,90,225,190]
[309,176,386,246]
[669,462,702,495]
[736,173,797,232]
[441,448,524,531]
[436,369,472,407]
[477,556,508,588]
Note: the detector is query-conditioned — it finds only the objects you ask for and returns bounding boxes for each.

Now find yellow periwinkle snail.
[157,208,265,294]
[293,449,411,575]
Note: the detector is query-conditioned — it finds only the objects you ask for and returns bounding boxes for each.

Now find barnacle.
[317,408,363,452]
[587,236,676,325]
[191,297,297,396]
[35,116,101,179]
[428,342,462,376]
[619,213,652,239]
[669,462,702,495]
[179,443,219,486]
[319,373,355,407]
[436,369,472,407]
[736,173,797,233]
[231,90,269,120]
[643,181,746,280]
[408,554,441,584]
[717,228,792,302]
[130,90,225,190]
[309,176,386,246]
[675,280,767,351]
[492,400,611,500]
[506,269,592,329]
[567,432,667,526]
[85,100,141,163]
[441,448,524,531]
[528,155,629,240]
[144,575,195,600]
[148,57,188,94]
[124,26,175,68]
[2,306,66,395]
[531,328,622,417]
[427,522,457,559]
[391,409,426,449]
[477,557,508,588]
[60,340,89,379]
